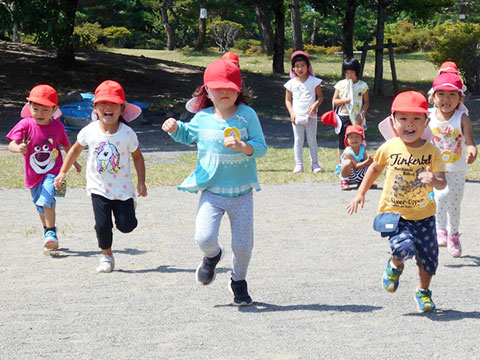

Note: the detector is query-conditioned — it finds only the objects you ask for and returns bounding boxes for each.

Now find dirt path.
[1,182,479,360]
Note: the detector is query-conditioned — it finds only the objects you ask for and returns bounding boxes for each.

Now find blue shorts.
[30,174,56,215]
[387,215,438,276]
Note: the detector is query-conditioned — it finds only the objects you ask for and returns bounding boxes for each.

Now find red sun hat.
[26,84,58,107]
[438,61,458,74]
[290,50,310,61]
[204,59,242,92]
[432,73,464,94]
[94,80,126,104]
[344,124,364,147]
[391,91,429,114]
[222,51,240,64]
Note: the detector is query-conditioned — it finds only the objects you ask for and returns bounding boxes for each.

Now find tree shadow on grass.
[403,309,480,321]
[214,302,382,313]
[444,255,480,268]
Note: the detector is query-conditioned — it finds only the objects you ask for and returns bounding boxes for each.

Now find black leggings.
[338,114,352,150]
[91,193,137,250]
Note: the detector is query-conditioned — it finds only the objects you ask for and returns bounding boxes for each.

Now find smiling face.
[206,87,239,111]
[94,101,123,127]
[433,90,461,116]
[346,133,363,148]
[29,102,56,125]
[393,112,428,147]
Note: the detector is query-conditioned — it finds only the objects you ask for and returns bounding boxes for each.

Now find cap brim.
[334,114,342,134]
[204,81,241,92]
[433,84,461,92]
[93,96,124,105]
[26,96,57,107]
[392,106,429,114]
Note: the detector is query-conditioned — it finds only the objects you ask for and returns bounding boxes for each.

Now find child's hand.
[18,142,28,155]
[162,118,178,133]
[346,194,365,215]
[137,182,147,197]
[224,137,241,151]
[418,166,435,185]
[73,161,82,173]
[466,145,477,164]
[308,104,318,116]
[343,98,351,105]
[365,156,373,166]
[54,172,66,189]
[290,115,296,124]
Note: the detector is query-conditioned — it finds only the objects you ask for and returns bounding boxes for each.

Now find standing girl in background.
[55,80,147,273]
[284,50,324,173]
[333,57,369,163]
[162,59,267,306]
[428,73,477,257]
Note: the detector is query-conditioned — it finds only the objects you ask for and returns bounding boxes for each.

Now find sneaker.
[333,164,341,174]
[311,163,324,173]
[96,254,115,273]
[448,232,462,257]
[340,180,350,190]
[229,278,253,306]
[43,229,59,250]
[292,164,304,173]
[414,288,436,312]
[382,259,403,293]
[196,248,223,285]
[437,229,448,247]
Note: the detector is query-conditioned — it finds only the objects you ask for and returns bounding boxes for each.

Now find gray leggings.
[194,190,254,281]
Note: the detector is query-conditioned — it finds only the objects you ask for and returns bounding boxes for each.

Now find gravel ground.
[1,181,480,360]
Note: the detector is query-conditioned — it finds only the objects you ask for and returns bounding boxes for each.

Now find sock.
[46,227,56,232]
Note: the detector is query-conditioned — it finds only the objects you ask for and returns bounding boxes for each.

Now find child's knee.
[341,160,352,176]
[390,236,417,260]
[115,218,137,233]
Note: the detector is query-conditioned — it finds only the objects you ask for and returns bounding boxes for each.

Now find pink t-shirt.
[6,117,70,188]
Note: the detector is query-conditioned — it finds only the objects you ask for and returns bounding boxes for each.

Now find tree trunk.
[195,0,207,51]
[161,1,175,50]
[311,18,319,45]
[272,0,285,74]
[253,3,274,55]
[374,0,387,97]
[55,0,79,70]
[290,0,303,51]
[342,0,357,58]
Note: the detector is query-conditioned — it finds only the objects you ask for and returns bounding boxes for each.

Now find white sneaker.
[96,254,115,273]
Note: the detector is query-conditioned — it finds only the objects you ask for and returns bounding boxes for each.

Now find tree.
[161,0,179,50]
[251,2,274,55]
[272,0,285,74]
[342,0,357,58]
[290,0,303,51]
[195,0,206,50]
[210,20,244,52]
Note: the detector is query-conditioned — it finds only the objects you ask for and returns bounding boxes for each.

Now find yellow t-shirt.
[375,137,445,220]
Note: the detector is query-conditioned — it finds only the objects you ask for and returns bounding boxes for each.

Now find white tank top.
[428,109,467,172]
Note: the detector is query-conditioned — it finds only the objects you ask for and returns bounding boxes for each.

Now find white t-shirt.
[77,121,139,200]
[284,75,322,121]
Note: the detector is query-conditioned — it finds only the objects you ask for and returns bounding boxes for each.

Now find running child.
[6,84,81,254]
[54,80,147,273]
[162,59,267,306]
[284,50,324,173]
[347,91,446,312]
[333,57,369,163]
[428,72,477,257]
[339,125,374,190]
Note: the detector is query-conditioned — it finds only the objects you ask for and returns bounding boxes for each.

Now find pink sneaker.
[447,232,462,258]
[293,164,304,173]
[436,229,448,247]
[311,163,324,173]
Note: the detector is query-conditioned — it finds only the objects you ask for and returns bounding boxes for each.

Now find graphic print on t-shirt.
[95,141,121,174]
[29,137,59,174]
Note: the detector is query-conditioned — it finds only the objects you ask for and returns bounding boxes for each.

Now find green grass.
[2,146,480,190]
[105,48,438,83]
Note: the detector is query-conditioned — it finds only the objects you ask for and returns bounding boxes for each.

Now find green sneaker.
[382,259,403,293]
[415,288,436,312]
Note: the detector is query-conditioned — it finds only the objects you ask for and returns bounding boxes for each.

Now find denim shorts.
[387,215,438,275]
[30,174,56,215]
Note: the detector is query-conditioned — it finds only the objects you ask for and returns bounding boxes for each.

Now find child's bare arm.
[461,113,477,164]
[285,90,295,123]
[308,85,324,115]
[332,89,350,107]
[54,141,86,188]
[8,140,27,155]
[132,147,147,197]
[347,161,384,214]
[62,144,82,172]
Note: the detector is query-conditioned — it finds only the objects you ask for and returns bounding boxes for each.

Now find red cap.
[438,61,458,74]
[290,50,310,61]
[204,60,242,92]
[26,84,58,107]
[222,51,240,64]
[344,124,364,147]
[94,80,125,104]
[391,91,429,114]
[432,73,464,93]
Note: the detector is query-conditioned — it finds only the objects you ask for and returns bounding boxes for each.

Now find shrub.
[430,22,480,94]
[209,20,244,52]
[385,21,434,53]
[73,22,102,49]
[102,26,132,48]
[303,44,328,54]
[325,46,341,55]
